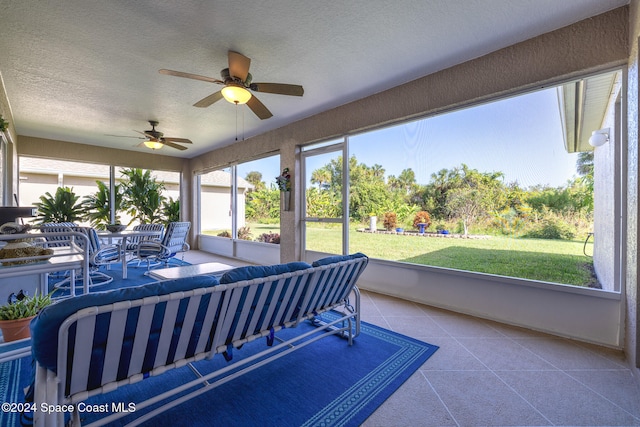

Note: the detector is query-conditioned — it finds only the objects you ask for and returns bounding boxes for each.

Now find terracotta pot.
[0,315,35,342]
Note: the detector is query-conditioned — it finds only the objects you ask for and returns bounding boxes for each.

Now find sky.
[238,87,580,190]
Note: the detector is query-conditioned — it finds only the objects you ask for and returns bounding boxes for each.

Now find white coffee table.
[148,262,234,280]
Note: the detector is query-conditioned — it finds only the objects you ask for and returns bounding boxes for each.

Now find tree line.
[245,152,594,240]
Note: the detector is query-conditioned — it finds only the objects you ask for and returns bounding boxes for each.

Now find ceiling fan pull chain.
[235,101,239,141]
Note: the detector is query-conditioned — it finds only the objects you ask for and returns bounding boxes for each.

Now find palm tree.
[311,167,331,190]
[161,197,181,223]
[576,151,594,176]
[82,181,124,229]
[576,151,594,193]
[371,164,385,179]
[245,171,265,191]
[120,168,166,224]
[34,187,83,224]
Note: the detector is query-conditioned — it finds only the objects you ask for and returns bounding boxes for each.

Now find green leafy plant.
[82,181,124,229]
[161,197,181,224]
[525,216,576,240]
[0,115,8,132]
[275,168,291,191]
[0,291,52,320]
[34,186,84,224]
[120,168,166,224]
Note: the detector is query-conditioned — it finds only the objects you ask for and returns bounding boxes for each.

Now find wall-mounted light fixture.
[588,128,610,147]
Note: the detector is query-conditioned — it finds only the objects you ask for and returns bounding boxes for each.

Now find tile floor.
[184,251,640,427]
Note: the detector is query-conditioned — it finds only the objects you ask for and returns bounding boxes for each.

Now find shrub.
[238,226,252,240]
[383,212,397,231]
[216,227,253,240]
[525,217,576,240]
[433,221,446,231]
[256,232,280,244]
[412,211,431,229]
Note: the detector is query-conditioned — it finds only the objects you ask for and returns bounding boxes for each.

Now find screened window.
[199,153,281,243]
[18,157,181,228]
[303,69,622,290]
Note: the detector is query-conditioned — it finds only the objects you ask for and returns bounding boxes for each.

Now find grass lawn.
[304,225,595,287]
[206,222,596,287]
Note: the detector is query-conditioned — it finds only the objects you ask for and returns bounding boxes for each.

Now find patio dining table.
[97,229,163,279]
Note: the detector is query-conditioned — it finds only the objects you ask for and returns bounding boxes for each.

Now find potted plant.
[276,168,292,211]
[413,211,432,234]
[0,290,52,342]
[0,115,8,133]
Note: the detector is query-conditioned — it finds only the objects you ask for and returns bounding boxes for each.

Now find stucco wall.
[17,136,186,172]
[593,94,622,292]
[627,0,640,373]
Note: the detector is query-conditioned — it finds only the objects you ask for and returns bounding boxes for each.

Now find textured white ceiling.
[0,0,628,158]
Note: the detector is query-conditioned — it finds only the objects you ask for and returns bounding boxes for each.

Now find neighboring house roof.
[199,170,253,190]
[20,157,109,178]
[558,70,621,153]
[19,156,253,189]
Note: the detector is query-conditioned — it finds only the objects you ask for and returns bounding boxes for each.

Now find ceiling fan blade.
[159,69,223,84]
[163,137,193,144]
[251,83,304,97]
[228,51,251,81]
[194,91,224,108]
[105,133,145,139]
[162,141,188,151]
[246,95,273,120]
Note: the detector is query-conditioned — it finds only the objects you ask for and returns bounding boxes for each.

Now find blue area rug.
[48,258,190,296]
[0,311,438,426]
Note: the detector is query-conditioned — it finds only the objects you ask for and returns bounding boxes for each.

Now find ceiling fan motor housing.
[146,120,163,139]
[220,68,252,86]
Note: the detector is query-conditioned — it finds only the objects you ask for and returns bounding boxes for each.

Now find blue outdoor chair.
[62,226,121,288]
[134,221,191,272]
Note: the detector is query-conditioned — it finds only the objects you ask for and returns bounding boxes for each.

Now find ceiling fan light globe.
[144,140,164,150]
[221,85,252,105]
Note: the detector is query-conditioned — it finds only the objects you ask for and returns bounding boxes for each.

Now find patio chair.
[39,222,77,247]
[125,223,165,267]
[133,221,191,272]
[56,226,122,289]
[38,222,78,283]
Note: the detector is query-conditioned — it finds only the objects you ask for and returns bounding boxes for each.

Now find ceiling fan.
[159,51,304,120]
[107,120,192,151]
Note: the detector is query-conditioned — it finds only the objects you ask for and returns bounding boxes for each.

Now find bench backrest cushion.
[219,261,311,284]
[311,252,367,267]
[31,275,220,372]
